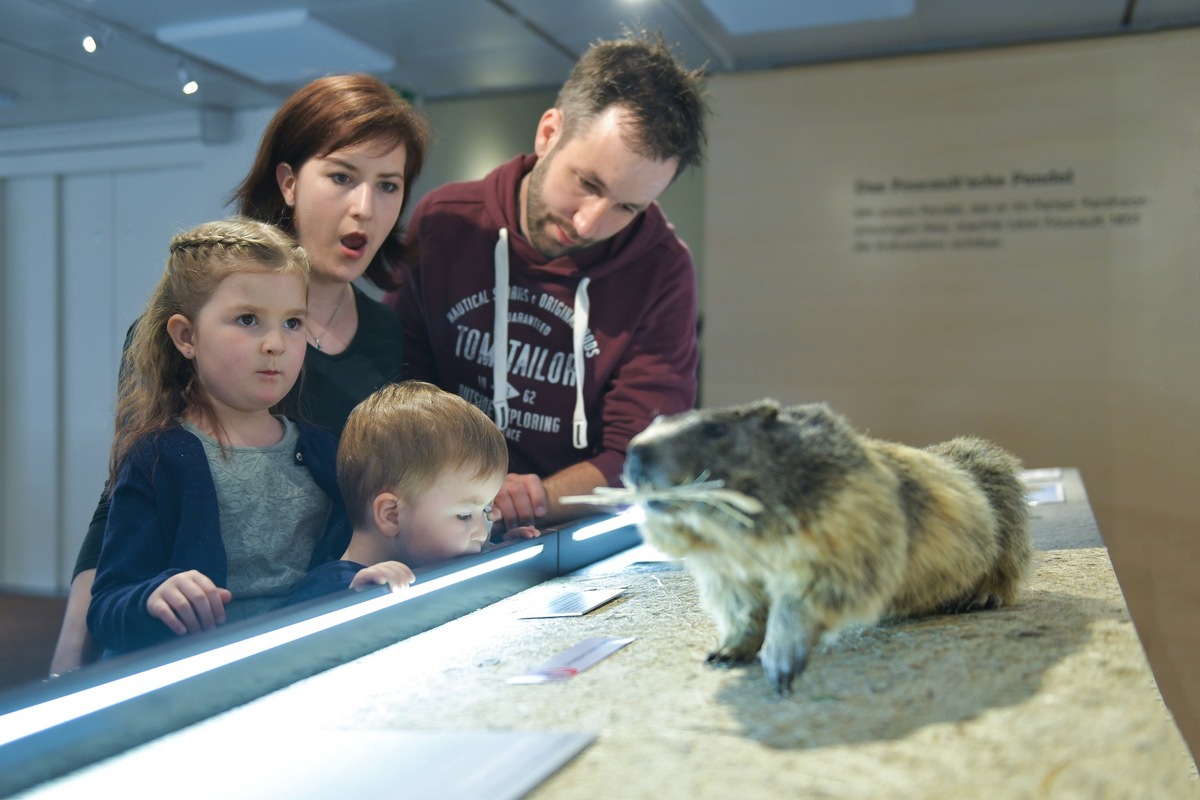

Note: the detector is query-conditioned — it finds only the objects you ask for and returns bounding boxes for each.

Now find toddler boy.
[290,381,523,603]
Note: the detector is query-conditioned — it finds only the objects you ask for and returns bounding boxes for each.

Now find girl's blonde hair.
[337,382,509,529]
[109,218,309,484]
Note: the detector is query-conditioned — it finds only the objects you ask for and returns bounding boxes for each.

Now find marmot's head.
[625,400,868,519]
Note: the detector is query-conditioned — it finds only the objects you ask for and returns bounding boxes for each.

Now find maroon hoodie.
[388,154,699,486]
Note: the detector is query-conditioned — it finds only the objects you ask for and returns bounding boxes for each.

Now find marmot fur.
[624,400,1032,695]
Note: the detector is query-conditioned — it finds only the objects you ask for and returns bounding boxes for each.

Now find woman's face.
[275,138,408,285]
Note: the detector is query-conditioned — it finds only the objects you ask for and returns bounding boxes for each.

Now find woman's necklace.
[310,286,349,352]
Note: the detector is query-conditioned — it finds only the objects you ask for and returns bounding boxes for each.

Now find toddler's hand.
[349,561,415,592]
[147,570,232,636]
[501,525,542,541]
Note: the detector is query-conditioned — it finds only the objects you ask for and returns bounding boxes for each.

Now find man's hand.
[490,462,613,530]
[349,561,415,592]
[490,473,549,529]
[147,570,232,636]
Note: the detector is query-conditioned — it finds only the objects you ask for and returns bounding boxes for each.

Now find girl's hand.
[147,570,233,636]
[349,561,415,592]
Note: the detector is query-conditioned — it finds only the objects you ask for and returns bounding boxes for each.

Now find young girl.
[87,218,367,654]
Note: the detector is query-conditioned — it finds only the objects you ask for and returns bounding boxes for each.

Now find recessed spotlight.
[177,63,199,95]
[81,29,111,54]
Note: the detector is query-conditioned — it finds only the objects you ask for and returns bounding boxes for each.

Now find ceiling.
[1,0,1198,131]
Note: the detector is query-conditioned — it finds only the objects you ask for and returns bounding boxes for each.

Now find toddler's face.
[396,467,504,567]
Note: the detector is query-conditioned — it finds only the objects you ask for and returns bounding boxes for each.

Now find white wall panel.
[56,167,226,588]
[1,177,61,590]
[60,175,117,588]
[1,109,260,592]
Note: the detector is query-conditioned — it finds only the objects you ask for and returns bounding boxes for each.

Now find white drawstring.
[492,228,510,430]
[572,277,591,449]
[492,227,590,450]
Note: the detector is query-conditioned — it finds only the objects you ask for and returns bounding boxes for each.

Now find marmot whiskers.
[623,400,1032,695]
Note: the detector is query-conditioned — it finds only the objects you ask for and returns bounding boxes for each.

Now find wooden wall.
[702,29,1199,761]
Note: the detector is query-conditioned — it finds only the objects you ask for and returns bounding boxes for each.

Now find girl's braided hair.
[108,218,309,483]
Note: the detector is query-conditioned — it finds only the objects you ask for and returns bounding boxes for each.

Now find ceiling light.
[156,9,394,84]
[177,62,199,95]
[698,0,916,35]
[81,29,111,54]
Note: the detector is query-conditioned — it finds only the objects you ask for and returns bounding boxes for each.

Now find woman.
[50,74,431,674]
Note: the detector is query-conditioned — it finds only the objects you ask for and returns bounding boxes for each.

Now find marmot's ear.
[754,398,781,426]
[780,402,824,429]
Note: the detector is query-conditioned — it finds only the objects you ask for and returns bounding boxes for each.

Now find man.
[390,31,708,531]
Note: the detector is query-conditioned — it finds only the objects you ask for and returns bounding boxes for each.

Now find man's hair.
[337,382,509,528]
[555,30,709,178]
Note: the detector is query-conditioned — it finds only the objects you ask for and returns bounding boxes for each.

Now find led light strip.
[0,546,542,748]
[570,507,644,542]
